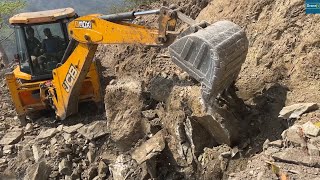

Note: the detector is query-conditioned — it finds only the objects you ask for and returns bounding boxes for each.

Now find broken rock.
[77,121,108,140]
[142,110,157,120]
[149,76,173,102]
[0,128,23,145]
[63,123,84,134]
[87,150,95,163]
[37,128,58,140]
[184,117,216,157]
[105,79,146,151]
[32,145,44,162]
[0,158,7,171]
[131,130,165,164]
[268,140,283,148]
[59,159,72,175]
[109,154,142,180]
[302,121,320,137]
[98,160,108,178]
[281,125,306,147]
[100,151,117,164]
[279,103,318,119]
[24,161,51,180]
[25,123,33,132]
[307,143,320,156]
[3,145,13,155]
[272,148,320,167]
[87,166,98,180]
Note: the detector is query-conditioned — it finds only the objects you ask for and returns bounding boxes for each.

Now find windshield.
[15,27,31,74]
[17,22,68,76]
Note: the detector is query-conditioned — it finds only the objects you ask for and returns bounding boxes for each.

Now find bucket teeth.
[169,20,249,101]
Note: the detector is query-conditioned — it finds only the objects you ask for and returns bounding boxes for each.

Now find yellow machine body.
[5,63,102,117]
[6,8,103,119]
[5,6,246,121]
[5,7,179,120]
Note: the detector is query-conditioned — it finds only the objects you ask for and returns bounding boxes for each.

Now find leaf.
[271,163,280,175]
[265,161,280,175]
[266,161,289,179]
[280,172,288,180]
[315,122,320,128]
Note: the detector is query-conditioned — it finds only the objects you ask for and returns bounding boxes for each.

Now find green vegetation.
[0,1,25,61]
[0,0,25,25]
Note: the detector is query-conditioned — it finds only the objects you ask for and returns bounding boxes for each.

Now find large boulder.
[105,78,147,151]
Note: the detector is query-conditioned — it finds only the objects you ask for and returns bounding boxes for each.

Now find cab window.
[23,22,68,76]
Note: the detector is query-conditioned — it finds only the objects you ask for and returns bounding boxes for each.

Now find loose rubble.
[279,103,319,119]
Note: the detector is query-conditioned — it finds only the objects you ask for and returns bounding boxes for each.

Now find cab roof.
[9,8,75,25]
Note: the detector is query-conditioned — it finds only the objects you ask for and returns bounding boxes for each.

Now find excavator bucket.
[169,21,248,100]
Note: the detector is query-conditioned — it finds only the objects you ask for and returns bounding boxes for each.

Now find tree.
[0,1,25,66]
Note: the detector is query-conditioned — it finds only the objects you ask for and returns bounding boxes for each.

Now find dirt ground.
[0,0,319,179]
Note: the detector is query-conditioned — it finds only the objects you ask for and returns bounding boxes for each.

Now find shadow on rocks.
[241,83,289,156]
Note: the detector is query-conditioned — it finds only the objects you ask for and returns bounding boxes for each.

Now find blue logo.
[306,0,320,14]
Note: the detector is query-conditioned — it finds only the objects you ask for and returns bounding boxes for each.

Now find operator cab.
[9,8,76,80]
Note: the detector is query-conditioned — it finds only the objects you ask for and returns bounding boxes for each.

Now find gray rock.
[56,125,63,132]
[109,155,142,180]
[178,72,189,81]
[272,148,320,167]
[279,103,318,119]
[302,121,320,137]
[310,136,320,148]
[0,128,23,145]
[59,159,72,175]
[100,151,117,164]
[98,161,108,177]
[25,123,33,132]
[24,161,51,180]
[0,158,7,171]
[77,121,108,140]
[62,133,72,143]
[70,168,81,180]
[184,117,216,157]
[87,166,98,180]
[141,110,157,120]
[307,143,320,156]
[263,139,270,150]
[50,137,57,145]
[231,146,239,157]
[87,150,95,163]
[282,125,306,147]
[3,145,13,154]
[32,145,44,162]
[220,151,231,158]
[63,123,84,134]
[264,147,281,156]
[37,128,58,140]
[131,130,165,164]
[149,76,173,102]
[105,79,146,151]
[268,140,283,148]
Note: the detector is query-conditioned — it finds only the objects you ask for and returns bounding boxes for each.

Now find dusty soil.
[0,0,319,179]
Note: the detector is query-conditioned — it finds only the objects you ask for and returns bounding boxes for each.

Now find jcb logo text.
[62,64,79,93]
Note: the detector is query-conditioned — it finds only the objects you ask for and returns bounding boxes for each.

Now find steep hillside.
[197,0,320,104]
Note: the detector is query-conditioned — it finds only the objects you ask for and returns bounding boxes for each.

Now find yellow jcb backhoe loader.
[5,6,248,123]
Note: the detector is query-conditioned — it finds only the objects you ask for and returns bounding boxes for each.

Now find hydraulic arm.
[43,7,181,120]
[39,6,248,121]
